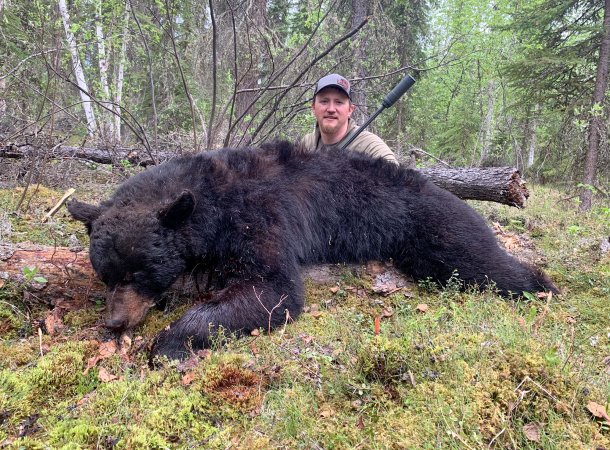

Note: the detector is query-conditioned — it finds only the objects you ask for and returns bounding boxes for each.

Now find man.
[300,73,398,165]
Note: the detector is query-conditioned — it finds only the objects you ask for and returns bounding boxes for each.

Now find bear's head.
[67,190,196,333]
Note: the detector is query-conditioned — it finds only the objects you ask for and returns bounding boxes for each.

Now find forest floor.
[0,162,609,449]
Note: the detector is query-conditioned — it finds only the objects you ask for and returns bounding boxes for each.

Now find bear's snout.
[104,318,127,332]
[105,286,156,332]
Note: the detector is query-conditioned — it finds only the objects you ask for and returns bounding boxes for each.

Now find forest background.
[0,0,609,207]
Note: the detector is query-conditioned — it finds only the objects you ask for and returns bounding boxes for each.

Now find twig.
[487,428,506,449]
[409,145,453,168]
[163,0,198,150]
[532,291,553,336]
[248,16,370,144]
[0,49,59,80]
[447,430,475,450]
[252,287,286,335]
[38,327,44,357]
[42,188,76,223]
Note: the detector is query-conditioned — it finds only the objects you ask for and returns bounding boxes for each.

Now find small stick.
[42,188,76,223]
[38,327,44,356]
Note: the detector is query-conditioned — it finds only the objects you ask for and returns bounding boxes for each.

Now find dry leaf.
[319,407,334,418]
[416,304,429,313]
[119,334,132,357]
[300,334,314,345]
[250,328,260,336]
[587,401,610,423]
[120,334,132,348]
[177,355,200,373]
[329,286,340,294]
[503,236,519,250]
[374,316,381,335]
[98,367,118,383]
[381,308,394,318]
[0,279,5,289]
[182,372,197,386]
[83,340,118,374]
[310,310,323,319]
[356,415,365,429]
[250,341,258,355]
[44,309,64,336]
[98,341,118,358]
[523,422,541,442]
[196,349,212,359]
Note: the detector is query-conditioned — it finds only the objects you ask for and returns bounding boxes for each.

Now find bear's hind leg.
[151,269,304,361]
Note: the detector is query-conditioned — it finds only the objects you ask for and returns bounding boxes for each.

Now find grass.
[0,184,609,448]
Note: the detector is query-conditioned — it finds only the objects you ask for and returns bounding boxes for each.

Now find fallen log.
[1,144,529,207]
[0,143,168,167]
[0,243,209,305]
[419,167,529,208]
[0,243,389,305]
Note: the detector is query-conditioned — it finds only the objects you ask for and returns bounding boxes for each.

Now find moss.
[0,184,609,447]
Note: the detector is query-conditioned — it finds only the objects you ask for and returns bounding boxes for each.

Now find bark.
[0,243,202,303]
[525,104,540,168]
[479,80,496,164]
[95,2,113,141]
[1,144,167,167]
[58,0,97,136]
[419,166,529,208]
[114,1,131,143]
[579,0,610,211]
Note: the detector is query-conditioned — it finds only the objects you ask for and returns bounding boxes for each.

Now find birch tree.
[58,0,97,136]
[95,0,113,140]
[113,1,131,143]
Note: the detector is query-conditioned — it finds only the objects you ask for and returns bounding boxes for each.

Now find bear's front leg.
[150,271,304,361]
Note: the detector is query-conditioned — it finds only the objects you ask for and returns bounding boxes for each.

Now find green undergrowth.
[0,185,609,448]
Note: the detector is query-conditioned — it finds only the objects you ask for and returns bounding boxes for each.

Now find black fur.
[68,142,557,360]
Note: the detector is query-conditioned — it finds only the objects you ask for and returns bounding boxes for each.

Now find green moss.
[0,184,609,448]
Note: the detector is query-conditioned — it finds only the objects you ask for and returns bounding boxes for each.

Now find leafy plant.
[21,266,47,285]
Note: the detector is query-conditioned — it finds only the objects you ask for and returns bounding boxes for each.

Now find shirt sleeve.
[353,131,399,165]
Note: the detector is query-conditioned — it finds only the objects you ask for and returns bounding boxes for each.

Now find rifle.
[339,74,416,150]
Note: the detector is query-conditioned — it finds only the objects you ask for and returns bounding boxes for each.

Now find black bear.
[68,142,557,360]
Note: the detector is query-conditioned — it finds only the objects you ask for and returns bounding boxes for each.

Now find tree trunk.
[419,166,529,208]
[525,104,540,168]
[95,2,113,141]
[580,0,610,211]
[114,1,131,144]
[233,0,267,146]
[350,0,369,124]
[0,243,202,303]
[479,80,496,164]
[58,0,97,136]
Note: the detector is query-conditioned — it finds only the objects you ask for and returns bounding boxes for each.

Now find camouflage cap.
[314,74,351,99]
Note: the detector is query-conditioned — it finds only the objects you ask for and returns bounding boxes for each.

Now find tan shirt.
[300,119,399,165]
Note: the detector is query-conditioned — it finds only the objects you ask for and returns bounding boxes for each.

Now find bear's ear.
[67,199,102,231]
[159,190,196,228]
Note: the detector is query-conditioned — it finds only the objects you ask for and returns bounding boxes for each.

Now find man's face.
[312,87,355,141]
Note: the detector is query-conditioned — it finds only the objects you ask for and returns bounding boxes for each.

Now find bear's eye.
[124,272,134,282]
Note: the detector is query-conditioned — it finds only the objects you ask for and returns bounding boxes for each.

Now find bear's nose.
[104,318,126,332]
